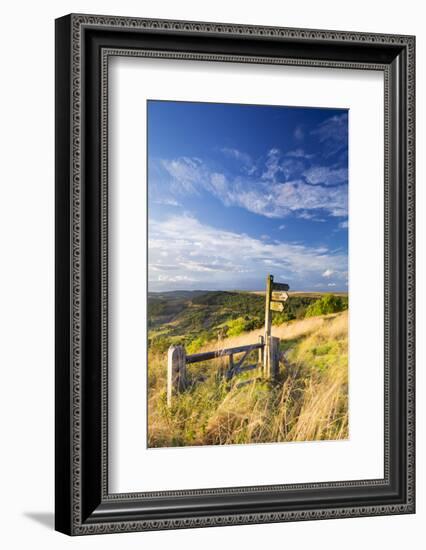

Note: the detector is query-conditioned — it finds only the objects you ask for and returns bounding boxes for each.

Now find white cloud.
[311,112,348,157]
[312,112,348,141]
[322,269,334,278]
[297,211,326,222]
[304,166,348,186]
[338,220,349,229]
[286,148,314,160]
[149,215,348,290]
[261,148,284,181]
[217,178,347,219]
[275,181,347,218]
[158,274,196,283]
[221,148,256,174]
[209,172,228,194]
[152,197,181,207]
[162,157,204,194]
[328,283,337,287]
[221,148,250,163]
[157,152,348,220]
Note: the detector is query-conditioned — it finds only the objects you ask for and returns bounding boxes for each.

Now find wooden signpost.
[271,282,290,292]
[272,291,289,302]
[270,301,284,312]
[263,274,290,379]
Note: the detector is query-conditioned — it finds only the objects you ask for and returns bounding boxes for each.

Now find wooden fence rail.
[186,341,263,363]
[167,334,280,407]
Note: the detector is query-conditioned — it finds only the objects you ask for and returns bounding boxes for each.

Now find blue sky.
[147,100,348,292]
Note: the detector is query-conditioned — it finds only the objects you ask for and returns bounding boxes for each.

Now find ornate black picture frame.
[55,14,415,535]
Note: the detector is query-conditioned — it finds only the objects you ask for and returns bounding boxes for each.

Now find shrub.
[305,294,348,318]
[272,311,296,325]
[186,331,215,354]
[186,336,206,354]
[149,335,173,354]
[226,317,248,337]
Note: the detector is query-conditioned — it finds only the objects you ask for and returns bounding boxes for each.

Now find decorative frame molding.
[55,14,415,535]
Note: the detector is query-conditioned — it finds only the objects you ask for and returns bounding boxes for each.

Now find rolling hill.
[146,289,349,447]
[148,290,348,354]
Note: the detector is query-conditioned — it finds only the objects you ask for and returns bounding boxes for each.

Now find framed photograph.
[55,14,415,535]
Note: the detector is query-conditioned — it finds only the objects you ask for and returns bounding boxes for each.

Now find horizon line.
[148,288,348,293]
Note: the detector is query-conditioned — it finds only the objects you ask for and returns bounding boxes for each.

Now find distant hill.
[148,290,348,353]
[148,289,207,300]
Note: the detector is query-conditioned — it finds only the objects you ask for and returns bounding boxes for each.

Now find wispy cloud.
[221,148,256,175]
[155,156,348,219]
[261,148,283,181]
[161,157,204,194]
[152,197,181,207]
[157,274,196,284]
[148,103,348,292]
[274,181,347,218]
[233,179,347,219]
[149,215,348,290]
[303,166,348,186]
[153,112,348,222]
[297,211,326,222]
[286,148,314,160]
[311,112,348,157]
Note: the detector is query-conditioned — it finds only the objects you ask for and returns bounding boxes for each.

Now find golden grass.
[148,311,348,447]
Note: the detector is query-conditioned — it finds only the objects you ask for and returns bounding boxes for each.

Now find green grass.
[148,311,348,447]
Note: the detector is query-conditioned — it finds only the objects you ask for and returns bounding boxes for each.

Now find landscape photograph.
[147,100,349,448]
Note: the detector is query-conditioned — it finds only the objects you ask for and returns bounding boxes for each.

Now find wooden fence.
[167,335,280,407]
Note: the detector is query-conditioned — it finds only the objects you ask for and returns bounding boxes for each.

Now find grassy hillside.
[147,309,349,447]
[148,290,348,354]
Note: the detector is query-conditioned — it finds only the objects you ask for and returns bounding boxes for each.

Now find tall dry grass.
[148,311,348,447]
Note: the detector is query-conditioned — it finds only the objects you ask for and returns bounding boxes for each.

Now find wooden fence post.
[258,335,264,376]
[269,337,280,380]
[226,354,234,380]
[167,345,186,407]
